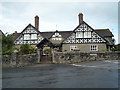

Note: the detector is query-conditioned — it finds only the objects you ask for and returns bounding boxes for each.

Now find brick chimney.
[35,15,39,30]
[78,13,83,24]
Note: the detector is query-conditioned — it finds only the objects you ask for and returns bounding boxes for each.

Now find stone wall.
[53,51,120,64]
[2,54,38,68]
[2,51,120,67]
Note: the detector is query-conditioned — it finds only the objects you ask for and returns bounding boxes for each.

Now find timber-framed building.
[13,13,114,52]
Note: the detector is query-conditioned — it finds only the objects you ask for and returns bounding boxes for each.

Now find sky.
[0,1,119,44]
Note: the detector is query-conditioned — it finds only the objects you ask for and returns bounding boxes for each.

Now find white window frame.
[31,34,37,39]
[84,32,91,38]
[87,32,91,38]
[90,45,98,51]
[24,34,30,40]
[76,32,83,38]
[52,37,62,40]
[84,32,88,38]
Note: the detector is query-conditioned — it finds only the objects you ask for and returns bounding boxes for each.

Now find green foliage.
[2,34,14,55]
[19,44,36,55]
[111,44,120,51]
[43,49,51,55]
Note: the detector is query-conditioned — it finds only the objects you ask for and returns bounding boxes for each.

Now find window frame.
[70,45,78,51]
[31,34,37,40]
[90,45,98,51]
[24,34,30,40]
[76,31,91,38]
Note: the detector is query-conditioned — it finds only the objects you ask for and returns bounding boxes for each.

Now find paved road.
[2,60,119,88]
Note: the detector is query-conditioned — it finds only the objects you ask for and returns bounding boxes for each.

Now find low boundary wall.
[53,52,120,64]
[2,54,38,68]
[2,51,120,67]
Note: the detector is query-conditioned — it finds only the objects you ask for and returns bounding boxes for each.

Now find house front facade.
[13,13,114,52]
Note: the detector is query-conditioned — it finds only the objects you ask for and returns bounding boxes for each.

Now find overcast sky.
[0,2,118,43]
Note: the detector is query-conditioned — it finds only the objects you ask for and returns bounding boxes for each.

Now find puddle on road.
[72,64,97,68]
[104,60,119,64]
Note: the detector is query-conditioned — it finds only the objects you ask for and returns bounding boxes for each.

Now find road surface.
[2,60,119,88]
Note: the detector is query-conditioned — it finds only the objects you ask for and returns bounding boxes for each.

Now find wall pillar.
[108,46,111,52]
[37,49,41,63]
[51,48,55,63]
[11,51,18,67]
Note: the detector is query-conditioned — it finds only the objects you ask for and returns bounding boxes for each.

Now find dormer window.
[51,31,62,40]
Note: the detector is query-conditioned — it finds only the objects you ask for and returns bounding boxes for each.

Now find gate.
[41,55,52,63]
[37,38,54,63]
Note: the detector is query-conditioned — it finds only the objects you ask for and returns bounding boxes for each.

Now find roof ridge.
[95,29,109,30]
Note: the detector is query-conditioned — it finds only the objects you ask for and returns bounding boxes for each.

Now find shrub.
[43,49,51,55]
[111,44,120,51]
[19,44,36,55]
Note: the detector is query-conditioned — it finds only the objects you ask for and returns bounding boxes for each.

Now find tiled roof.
[40,32,54,39]
[11,32,20,41]
[41,31,73,39]
[95,29,114,37]
[12,29,114,42]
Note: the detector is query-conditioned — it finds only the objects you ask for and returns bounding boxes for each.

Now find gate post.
[37,48,41,63]
[51,48,54,63]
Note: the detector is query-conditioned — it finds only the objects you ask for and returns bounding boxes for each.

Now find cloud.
[0,2,118,43]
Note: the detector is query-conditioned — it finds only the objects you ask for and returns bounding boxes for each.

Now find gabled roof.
[36,38,53,48]
[21,24,41,34]
[11,22,114,45]
[14,24,44,42]
[0,30,5,36]
[95,29,114,37]
[62,21,107,43]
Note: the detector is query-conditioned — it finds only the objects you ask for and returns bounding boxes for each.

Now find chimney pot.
[78,13,83,24]
[15,31,17,33]
[35,15,39,30]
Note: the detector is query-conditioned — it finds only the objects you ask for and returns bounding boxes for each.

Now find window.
[57,38,62,40]
[70,46,78,51]
[24,34,30,40]
[52,37,62,40]
[84,32,88,38]
[76,32,91,38]
[84,32,91,38]
[55,32,59,36]
[90,45,98,51]
[76,32,83,38]
[31,34,37,39]
[87,32,91,38]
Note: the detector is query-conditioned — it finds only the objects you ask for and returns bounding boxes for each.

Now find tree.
[2,34,14,55]
[111,44,120,51]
